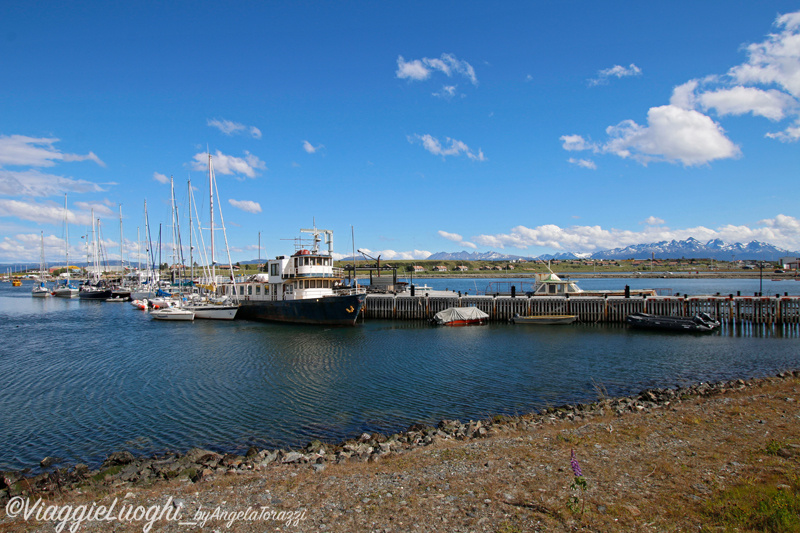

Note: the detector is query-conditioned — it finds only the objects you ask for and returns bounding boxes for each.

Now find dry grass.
[1,375,798,532]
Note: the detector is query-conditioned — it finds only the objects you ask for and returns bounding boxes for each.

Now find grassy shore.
[2,372,798,532]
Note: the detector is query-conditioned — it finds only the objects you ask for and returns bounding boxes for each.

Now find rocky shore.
[2,371,799,532]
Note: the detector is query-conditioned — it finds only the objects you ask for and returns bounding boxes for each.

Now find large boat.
[224,226,366,326]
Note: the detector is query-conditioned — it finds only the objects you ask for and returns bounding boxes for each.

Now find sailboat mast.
[64,194,71,282]
[188,179,193,287]
[209,153,215,287]
[119,204,124,275]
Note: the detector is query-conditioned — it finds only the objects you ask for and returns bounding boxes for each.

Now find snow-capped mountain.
[425,239,797,262]
[589,238,795,260]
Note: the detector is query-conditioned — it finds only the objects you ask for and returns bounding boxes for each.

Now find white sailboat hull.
[150,308,195,321]
[187,305,238,320]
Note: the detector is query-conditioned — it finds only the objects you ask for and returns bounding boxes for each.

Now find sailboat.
[53,194,80,298]
[31,232,50,297]
[79,211,113,300]
[183,153,239,320]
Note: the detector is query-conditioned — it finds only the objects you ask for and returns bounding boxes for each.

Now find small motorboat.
[511,314,577,325]
[105,296,127,302]
[625,312,720,332]
[150,307,195,321]
[431,306,489,326]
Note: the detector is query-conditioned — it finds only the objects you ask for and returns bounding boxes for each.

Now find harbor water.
[1,278,799,472]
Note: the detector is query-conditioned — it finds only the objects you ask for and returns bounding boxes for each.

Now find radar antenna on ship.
[300,223,333,256]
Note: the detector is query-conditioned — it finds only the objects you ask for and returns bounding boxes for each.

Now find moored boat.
[432,306,489,326]
[225,226,366,326]
[150,307,195,321]
[511,314,577,325]
[625,312,720,332]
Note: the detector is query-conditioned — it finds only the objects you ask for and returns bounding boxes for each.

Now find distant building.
[780,257,799,269]
[432,265,448,272]
[455,265,469,272]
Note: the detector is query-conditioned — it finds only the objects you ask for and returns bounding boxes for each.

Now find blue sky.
[2,1,800,264]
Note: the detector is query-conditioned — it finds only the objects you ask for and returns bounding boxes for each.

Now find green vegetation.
[702,475,800,532]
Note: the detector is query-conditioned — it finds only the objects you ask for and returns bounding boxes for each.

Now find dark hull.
[237,293,365,326]
[625,313,719,332]
[79,289,113,300]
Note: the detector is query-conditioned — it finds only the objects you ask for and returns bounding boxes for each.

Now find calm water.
[1,278,799,472]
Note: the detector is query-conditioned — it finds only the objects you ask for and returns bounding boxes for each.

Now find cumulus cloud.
[564,10,800,165]
[396,53,478,85]
[603,105,741,166]
[191,150,267,179]
[350,248,432,261]
[408,134,486,161]
[694,86,795,121]
[153,172,170,184]
[228,199,262,214]
[588,63,642,86]
[208,118,262,139]
[0,135,105,168]
[302,140,324,154]
[469,215,800,253]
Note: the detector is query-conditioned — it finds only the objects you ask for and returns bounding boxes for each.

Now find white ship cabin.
[532,273,583,295]
[221,249,360,302]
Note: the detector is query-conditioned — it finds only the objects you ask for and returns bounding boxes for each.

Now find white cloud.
[302,140,324,154]
[396,53,477,85]
[0,198,93,226]
[560,135,598,152]
[191,150,267,179]
[0,169,105,197]
[409,134,486,161]
[563,105,740,166]
[567,158,597,169]
[602,105,740,166]
[153,172,170,184]
[588,63,642,86]
[207,119,262,139]
[766,123,800,142]
[699,87,796,121]
[433,85,458,99]
[350,248,432,261]
[74,200,115,217]
[437,230,477,249]
[470,215,800,253]
[228,199,262,214]
[566,10,800,163]
[729,12,800,98]
[0,135,105,168]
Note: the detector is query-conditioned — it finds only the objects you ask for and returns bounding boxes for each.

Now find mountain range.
[426,238,799,262]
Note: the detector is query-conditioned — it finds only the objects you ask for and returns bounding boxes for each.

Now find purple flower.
[570,449,582,477]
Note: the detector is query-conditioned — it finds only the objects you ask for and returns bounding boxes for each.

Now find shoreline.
[3,369,798,518]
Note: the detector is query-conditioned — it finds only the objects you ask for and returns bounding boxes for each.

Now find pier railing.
[363,294,800,324]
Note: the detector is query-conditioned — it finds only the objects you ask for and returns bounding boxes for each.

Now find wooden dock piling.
[363,294,800,325]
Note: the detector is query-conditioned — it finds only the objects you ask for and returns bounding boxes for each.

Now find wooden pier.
[363,294,800,325]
